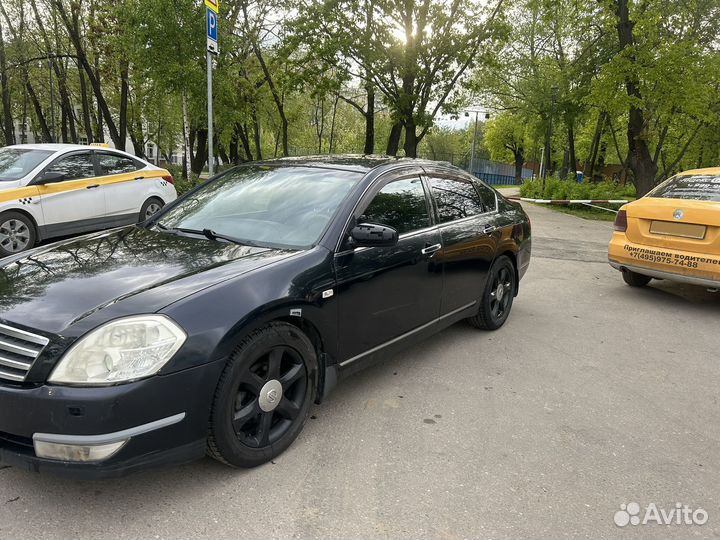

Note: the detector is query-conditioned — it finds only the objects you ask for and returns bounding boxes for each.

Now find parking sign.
[206,8,218,54]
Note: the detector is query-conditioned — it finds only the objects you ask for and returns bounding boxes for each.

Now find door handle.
[86,184,100,189]
[421,243,442,255]
[134,176,145,180]
[483,224,497,235]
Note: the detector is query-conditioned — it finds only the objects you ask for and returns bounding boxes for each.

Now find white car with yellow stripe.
[0,143,177,257]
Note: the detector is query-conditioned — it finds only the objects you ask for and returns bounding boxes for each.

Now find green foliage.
[483,112,528,163]
[520,178,636,200]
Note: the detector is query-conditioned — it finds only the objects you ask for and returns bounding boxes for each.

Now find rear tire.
[0,211,36,258]
[207,322,316,468]
[467,255,516,330]
[622,269,652,287]
[139,197,164,222]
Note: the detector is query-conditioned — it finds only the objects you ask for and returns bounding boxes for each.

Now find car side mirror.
[32,172,66,185]
[349,222,399,248]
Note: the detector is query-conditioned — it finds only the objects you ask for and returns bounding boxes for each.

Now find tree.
[483,112,528,184]
[294,0,508,157]
[0,16,14,145]
[593,0,720,194]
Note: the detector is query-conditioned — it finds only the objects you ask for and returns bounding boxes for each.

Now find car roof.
[6,143,92,152]
[5,143,138,156]
[255,155,453,174]
[677,167,720,176]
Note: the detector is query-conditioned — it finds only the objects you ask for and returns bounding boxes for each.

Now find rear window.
[648,174,720,202]
[0,148,53,181]
[429,177,485,223]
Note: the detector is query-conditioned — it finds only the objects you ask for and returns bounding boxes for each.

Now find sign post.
[205,0,219,176]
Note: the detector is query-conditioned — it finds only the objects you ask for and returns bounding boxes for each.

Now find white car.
[0,143,177,256]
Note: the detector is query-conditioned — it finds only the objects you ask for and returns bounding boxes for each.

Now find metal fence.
[285,149,531,186]
[469,159,534,185]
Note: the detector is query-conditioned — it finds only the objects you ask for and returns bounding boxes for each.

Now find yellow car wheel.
[621,269,652,287]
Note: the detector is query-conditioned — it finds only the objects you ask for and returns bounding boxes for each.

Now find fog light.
[33,439,127,462]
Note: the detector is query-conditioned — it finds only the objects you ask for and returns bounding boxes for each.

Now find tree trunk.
[229,126,239,164]
[403,119,418,158]
[386,122,402,155]
[328,95,339,154]
[587,111,607,180]
[567,121,577,177]
[252,106,262,160]
[513,149,525,185]
[118,62,129,150]
[94,58,103,141]
[26,81,51,142]
[57,67,77,143]
[218,144,229,165]
[238,123,253,161]
[0,18,14,146]
[78,64,93,143]
[597,140,607,179]
[60,104,68,142]
[614,0,657,196]
[560,148,569,180]
[315,98,324,153]
[190,128,208,175]
[181,92,190,179]
[128,122,145,157]
[364,83,375,154]
[542,123,551,179]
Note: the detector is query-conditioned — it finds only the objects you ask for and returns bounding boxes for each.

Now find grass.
[491,184,521,190]
[532,202,620,221]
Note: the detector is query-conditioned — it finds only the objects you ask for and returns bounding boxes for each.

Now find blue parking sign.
[207,8,218,42]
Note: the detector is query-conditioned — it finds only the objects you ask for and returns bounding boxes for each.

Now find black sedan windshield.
[158,165,362,248]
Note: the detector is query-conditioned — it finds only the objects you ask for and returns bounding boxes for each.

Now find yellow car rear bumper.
[608,233,720,288]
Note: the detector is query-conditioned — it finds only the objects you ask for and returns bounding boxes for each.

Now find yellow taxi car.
[609,167,720,289]
[0,143,177,257]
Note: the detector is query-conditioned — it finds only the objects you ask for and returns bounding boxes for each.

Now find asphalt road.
[1,199,719,540]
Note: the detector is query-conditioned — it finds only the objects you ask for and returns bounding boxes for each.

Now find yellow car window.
[648,174,720,202]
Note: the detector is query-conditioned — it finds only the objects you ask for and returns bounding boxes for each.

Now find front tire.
[0,211,36,258]
[139,197,164,222]
[622,269,652,287]
[467,255,516,330]
[207,322,316,468]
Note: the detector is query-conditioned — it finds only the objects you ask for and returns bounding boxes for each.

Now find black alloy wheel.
[207,322,316,467]
[231,345,307,448]
[468,255,516,330]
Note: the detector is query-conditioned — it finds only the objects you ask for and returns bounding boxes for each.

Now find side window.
[44,153,95,181]
[361,177,431,235]
[97,152,139,175]
[429,176,484,223]
[474,181,497,212]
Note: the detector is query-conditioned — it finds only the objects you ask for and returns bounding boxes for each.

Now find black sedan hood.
[0,226,296,334]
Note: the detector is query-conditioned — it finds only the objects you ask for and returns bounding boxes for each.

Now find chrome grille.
[0,323,49,382]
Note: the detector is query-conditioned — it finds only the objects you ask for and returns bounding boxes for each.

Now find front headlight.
[49,315,187,385]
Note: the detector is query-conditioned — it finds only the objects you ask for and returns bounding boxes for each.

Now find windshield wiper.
[201,229,265,248]
[155,223,263,248]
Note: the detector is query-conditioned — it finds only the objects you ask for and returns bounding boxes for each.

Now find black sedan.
[0,156,531,477]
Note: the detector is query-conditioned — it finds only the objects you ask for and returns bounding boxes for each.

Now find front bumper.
[0,359,225,478]
[608,233,720,288]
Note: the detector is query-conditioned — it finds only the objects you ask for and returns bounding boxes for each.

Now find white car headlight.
[49,315,186,385]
